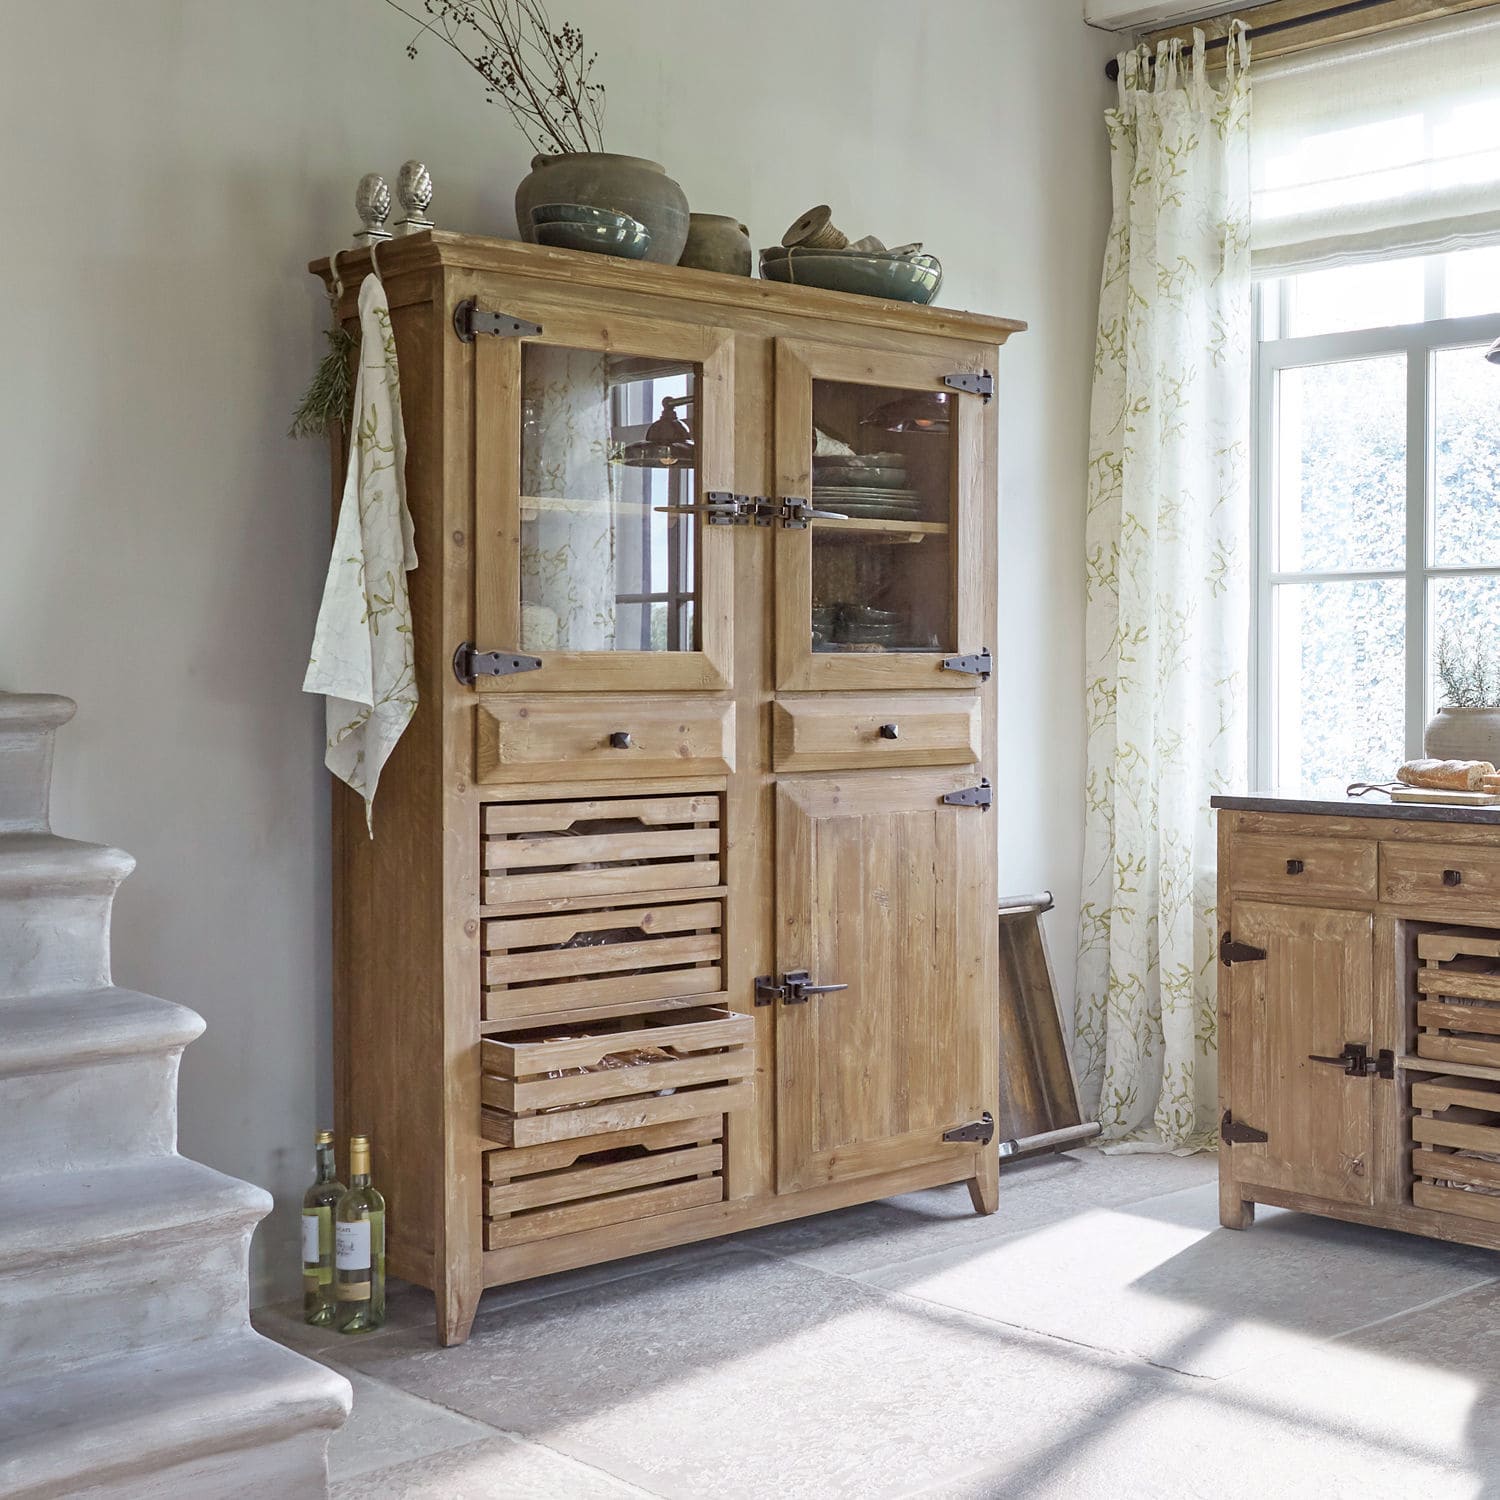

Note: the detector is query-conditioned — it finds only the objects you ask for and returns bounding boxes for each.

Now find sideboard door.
[1224,900,1376,1207]
[773,774,995,1194]
[471,305,736,692]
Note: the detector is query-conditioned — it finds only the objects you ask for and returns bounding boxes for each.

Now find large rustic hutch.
[313,231,1023,1345]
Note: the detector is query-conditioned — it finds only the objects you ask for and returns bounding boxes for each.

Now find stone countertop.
[1212,793,1500,827]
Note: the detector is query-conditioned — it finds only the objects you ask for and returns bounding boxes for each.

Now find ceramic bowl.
[814,467,908,488]
[761,250,943,304]
[533,209,652,260]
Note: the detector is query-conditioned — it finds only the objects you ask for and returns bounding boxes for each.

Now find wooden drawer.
[1410,1073,1500,1225]
[482,793,722,908]
[479,1005,754,1148]
[477,696,734,784]
[482,898,724,1026]
[1230,832,1377,903]
[772,694,980,772]
[483,1115,725,1250]
[1414,928,1500,1069]
[1381,843,1500,916]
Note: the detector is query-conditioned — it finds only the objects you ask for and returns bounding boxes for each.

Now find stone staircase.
[0,693,350,1498]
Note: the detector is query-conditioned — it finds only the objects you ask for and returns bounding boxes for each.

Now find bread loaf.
[1397,758,1498,791]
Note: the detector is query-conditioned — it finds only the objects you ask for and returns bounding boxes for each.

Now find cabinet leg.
[968,1153,999,1216]
[437,1277,482,1347]
[1219,1177,1255,1231]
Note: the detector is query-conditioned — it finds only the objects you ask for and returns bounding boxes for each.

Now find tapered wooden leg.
[968,1151,999,1215]
[438,1276,481,1347]
[1219,1175,1255,1230]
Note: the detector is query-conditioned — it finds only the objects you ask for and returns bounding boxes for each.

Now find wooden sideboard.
[311,232,1025,1345]
[1215,796,1500,1252]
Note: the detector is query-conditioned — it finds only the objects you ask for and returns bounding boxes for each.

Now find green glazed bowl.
[535,213,652,260]
[760,250,942,304]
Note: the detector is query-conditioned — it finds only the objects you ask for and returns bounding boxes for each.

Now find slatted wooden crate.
[481,794,722,909]
[1410,1073,1500,1224]
[482,899,724,1025]
[480,1005,754,1148]
[483,1115,726,1249]
[1414,929,1500,1070]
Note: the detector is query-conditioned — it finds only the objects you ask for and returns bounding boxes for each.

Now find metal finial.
[354,173,392,246]
[395,160,434,236]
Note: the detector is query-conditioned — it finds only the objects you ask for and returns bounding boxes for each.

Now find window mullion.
[1405,339,1431,760]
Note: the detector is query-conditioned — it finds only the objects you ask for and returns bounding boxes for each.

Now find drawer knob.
[1286,858,1305,876]
[1444,869,1464,887]
[878,723,900,741]
[609,731,632,750]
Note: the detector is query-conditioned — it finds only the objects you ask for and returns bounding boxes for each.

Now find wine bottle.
[301,1130,345,1327]
[334,1134,386,1334]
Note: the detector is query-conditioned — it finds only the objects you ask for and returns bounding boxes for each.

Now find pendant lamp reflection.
[619,395,696,468]
[860,389,950,434]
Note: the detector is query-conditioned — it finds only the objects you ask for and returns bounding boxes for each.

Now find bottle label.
[335,1211,384,1304]
[336,1219,371,1270]
[302,1208,332,1284]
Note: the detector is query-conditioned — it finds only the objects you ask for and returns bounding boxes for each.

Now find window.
[1253,249,1500,796]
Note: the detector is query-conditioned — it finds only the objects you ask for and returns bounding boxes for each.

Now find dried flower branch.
[379,0,604,156]
[1437,629,1500,709]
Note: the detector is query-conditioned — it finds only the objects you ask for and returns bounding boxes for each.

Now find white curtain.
[1252,12,1500,272]
[1074,28,1253,1153]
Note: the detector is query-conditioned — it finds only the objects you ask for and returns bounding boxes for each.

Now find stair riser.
[0,1222,259,1374]
[0,890,117,998]
[65,1427,335,1500]
[0,1053,183,1179]
[0,725,58,834]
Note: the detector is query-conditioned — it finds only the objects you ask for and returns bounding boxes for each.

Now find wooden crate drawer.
[477,696,734,784]
[1230,832,1377,903]
[1414,928,1500,1069]
[1411,1073,1500,1225]
[480,1005,754,1148]
[1382,843,1500,915]
[483,1115,725,1250]
[772,694,980,772]
[482,793,722,908]
[482,899,724,1025]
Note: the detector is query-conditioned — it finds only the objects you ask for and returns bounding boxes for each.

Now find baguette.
[1398,758,1498,791]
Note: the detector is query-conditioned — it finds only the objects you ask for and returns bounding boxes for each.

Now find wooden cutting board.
[1390,787,1500,806]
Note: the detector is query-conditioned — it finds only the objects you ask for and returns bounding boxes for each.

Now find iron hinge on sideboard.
[452,298,543,343]
[451,642,543,686]
[1220,1110,1269,1146]
[943,1112,996,1145]
[1219,932,1267,967]
[941,650,993,682]
[943,370,994,403]
[942,780,993,812]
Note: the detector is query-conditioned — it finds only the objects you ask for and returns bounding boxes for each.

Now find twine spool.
[781,204,848,250]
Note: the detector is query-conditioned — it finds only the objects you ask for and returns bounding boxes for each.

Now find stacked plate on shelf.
[811,454,925,521]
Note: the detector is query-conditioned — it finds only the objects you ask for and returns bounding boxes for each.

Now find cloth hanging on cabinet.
[302,263,418,834]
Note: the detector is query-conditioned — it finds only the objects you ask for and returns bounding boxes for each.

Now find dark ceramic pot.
[678,214,752,276]
[515,153,689,266]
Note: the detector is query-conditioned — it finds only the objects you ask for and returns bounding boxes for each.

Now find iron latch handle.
[1307,1043,1393,1079]
[780,970,849,1005]
[779,498,848,528]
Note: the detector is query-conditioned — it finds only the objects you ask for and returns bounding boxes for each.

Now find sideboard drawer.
[1231,833,1377,903]
[772,694,981,772]
[477,696,735,784]
[1380,843,1500,915]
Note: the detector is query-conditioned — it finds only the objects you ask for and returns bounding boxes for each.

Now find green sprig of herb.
[290,324,359,440]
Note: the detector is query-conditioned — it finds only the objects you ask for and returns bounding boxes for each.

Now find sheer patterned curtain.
[1074,27,1253,1152]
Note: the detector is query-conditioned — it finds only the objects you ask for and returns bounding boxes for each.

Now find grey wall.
[0,0,1114,1302]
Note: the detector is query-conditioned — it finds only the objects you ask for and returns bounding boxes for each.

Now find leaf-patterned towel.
[303,272,417,834]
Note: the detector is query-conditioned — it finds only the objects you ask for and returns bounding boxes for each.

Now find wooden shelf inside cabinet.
[815,518,949,543]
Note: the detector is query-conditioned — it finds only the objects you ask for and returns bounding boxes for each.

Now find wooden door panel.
[775,773,994,1193]
[1226,900,1375,1206]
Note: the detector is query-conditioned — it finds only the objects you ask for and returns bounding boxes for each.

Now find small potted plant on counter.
[1427,630,1500,764]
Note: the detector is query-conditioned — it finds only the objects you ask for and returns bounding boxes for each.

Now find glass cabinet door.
[773,339,988,691]
[471,309,734,692]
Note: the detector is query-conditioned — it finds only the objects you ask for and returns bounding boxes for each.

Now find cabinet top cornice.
[309,230,1028,345]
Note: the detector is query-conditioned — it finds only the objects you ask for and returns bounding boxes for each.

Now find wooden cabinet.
[315,233,1023,1344]
[1216,801,1500,1254]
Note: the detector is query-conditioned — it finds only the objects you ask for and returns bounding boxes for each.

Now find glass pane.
[1275,358,1406,572]
[1433,346,1500,567]
[519,346,699,654]
[1273,579,1406,796]
[1284,258,1425,338]
[1431,575,1500,715]
[1443,247,1500,320]
[809,380,956,654]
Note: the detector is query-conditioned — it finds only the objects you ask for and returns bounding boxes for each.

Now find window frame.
[1251,261,1500,793]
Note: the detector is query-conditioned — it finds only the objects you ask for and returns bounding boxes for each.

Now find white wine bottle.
[301,1130,345,1327]
[334,1134,386,1334]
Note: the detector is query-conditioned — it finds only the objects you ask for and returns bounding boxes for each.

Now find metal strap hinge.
[1220,1110,1269,1146]
[452,641,543,685]
[943,370,994,403]
[452,298,543,343]
[943,1112,996,1145]
[1220,932,1267,967]
[942,779,993,811]
[941,650,993,681]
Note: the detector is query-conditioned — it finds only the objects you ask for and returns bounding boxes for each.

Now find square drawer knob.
[1444,869,1464,887]
[1286,858,1305,875]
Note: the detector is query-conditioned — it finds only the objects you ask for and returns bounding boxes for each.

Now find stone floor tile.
[857,1183,1499,1379]
[325,1370,499,1481]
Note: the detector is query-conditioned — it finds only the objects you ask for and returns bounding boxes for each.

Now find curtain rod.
[1102,0,1473,80]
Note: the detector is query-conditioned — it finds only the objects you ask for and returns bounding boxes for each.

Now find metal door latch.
[1308,1043,1395,1080]
[757,971,849,1006]
[452,641,543,685]
[942,780,993,811]
[943,1112,996,1145]
[941,650,993,681]
[943,370,994,403]
[1219,932,1267,967]
[452,298,542,343]
[778,498,850,528]
[1220,1110,1269,1145]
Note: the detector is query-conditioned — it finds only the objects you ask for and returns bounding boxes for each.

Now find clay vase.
[1423,705,1500,766]
[515,153,689,266]
[678,214,752,276]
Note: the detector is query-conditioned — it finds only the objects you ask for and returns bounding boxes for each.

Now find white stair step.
[0,694,74,835]
[0,1329,351,1499]
[0,1158,271,1373]
[0,834,134,998]
[0,985,204,1078]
